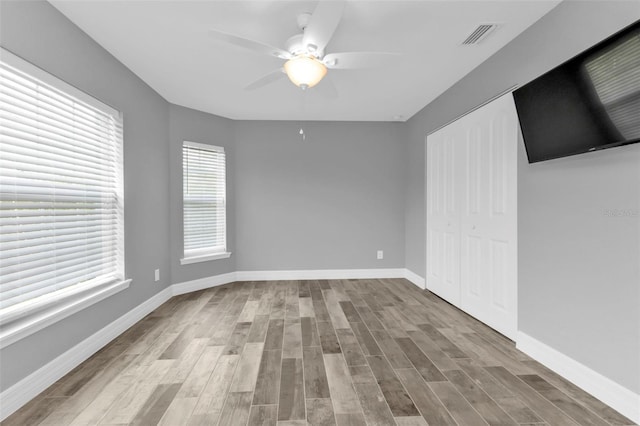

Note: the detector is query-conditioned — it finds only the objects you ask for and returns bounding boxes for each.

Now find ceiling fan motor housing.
[286,33,323,58]
[286,12,323,58]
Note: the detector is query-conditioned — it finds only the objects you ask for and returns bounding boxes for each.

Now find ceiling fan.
[208,1,398,93]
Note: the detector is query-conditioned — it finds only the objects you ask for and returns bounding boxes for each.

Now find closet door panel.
[426,125,461,305]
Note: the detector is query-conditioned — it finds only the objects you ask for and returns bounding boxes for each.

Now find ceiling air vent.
[462,24,498,45]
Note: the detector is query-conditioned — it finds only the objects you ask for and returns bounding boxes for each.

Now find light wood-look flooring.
[3,279,635,426]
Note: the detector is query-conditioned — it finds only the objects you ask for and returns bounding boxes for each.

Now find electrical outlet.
[154,269,160,282]
[377,250,384,260]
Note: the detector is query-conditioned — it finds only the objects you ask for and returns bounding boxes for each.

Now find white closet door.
[426,93,518,340]
[425,121,462,306]
[459,94,518,340]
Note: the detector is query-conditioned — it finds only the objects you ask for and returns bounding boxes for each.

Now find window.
[584,29,640,140]
[0,48,128,347]
[181,141,229,265]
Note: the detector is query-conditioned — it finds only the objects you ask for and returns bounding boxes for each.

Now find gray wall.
[169,104,237,284]
[0,1,171,390]
[235,121,406,271]
[404,1,640,393]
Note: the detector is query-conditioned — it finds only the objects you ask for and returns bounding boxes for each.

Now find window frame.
[180,141,230,265]
[0,48,130,349]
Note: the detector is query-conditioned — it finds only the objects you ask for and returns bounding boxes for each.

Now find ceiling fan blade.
[323,52,400,69]
[315,76,339,99]
[244,68,286,91]
[209,29,291,59]
[302,0,346,54]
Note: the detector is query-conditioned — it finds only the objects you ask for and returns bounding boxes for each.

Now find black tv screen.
[513,20,640,163]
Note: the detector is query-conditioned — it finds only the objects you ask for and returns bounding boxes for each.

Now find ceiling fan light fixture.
[284,55,327,89]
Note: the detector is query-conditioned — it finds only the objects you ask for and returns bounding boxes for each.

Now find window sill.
[180,252,232,265]
[0,279,131,349]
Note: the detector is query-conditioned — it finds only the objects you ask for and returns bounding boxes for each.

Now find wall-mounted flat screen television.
[513,20,639,163]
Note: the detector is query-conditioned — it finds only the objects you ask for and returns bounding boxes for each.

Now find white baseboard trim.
[235,268,406,281]
[0,267,416,421]
[516,331,640,424]
[171,272,237,296]
[0,287,173,421]
[403,269,425,289]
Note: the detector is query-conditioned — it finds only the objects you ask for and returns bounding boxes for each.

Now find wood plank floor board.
[518,374,610,426]
[395,337,447,382]
[217,391,253,426]
[335,413,367,426]
[429,381,490,425]
[385,307,420,332]
[485,366,581,426]
[339,301,364,323]
[352,382,397,426]
[99,359,175,425]
[348,365,377,385]
[406,330,459,371]
[176,345,225,398]
[323,289,351,330]
[303,346,331,399]
[285,294,301,320]
[311,292,331,322]
[522,360,636,425]
[248,314,271,343]
[229,342,264,393]
[335,328,367,366]
[453,358,545,424]
[464,332,535,375]
[394,368,456,425]
[237,300,260,323]
[278,358,306,421]
[159,338,208,384]
[317,320,342,354]
[494,395,547,425]
[454,358,514,399]
[370,329,412,369]
[306,398,336,426]
[301,317,321,347]
[298,281,311,298]
[394,416,428,426]
[187,354,239,425]
[417,323,468,359]
[366,356,420,417]
[354,306,387,332]
[224,321,252,355]
[264,318,285,350]
[0,395,61,426]
[282,319,303,359]
[443,369,518,425]
[372,309,408,338]
[248,405,278,426]
[255,298,273,320]
[324,354,362,415]
[130,383,181,426]
[4,279,633,426]
[351,322,383,356]
[157,397,198,426]
[253,349,283,405]
[331,282,351,302]
[299,297,315,318]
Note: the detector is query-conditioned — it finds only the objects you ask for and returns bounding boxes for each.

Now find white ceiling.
[49,0,560,122]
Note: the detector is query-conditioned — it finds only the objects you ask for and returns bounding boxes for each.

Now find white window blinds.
[0,49,124,326]
[584,30,640,140]
[183,142,227,260]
